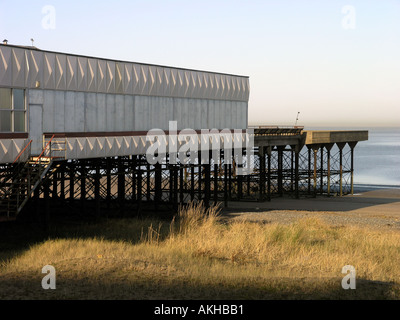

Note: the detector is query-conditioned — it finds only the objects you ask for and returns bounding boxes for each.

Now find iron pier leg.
[179,165,184,204]
[137,163,142,215]
[198,152,202,202]
[95,159,101,217]
[313,147,318,198]
[320,146,324,195]
[173,166,178,210]
[204,157,210,208]
[80,160,86,213]
[308,147,311,194]
[60,162,65,201]
[224,162,228,207]
[214,161,218,203]
[132,156,136,204]
[295,147,299,199]
[106,158,111,210]
[259,147,265,202]
[191,160,195,201]
[267,147,271,201]
[69,162,74,203]
[118,157,125,215]
[339,145,343,197]
[146,163,151,202]
[155,162,162,211]
[349,142,357,195]
[278,147,283,197]
[43,180,50,234]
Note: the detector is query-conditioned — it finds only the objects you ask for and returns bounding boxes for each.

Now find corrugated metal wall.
[0,44,250,159]
[0,44,249,102]
[28,89,247,133]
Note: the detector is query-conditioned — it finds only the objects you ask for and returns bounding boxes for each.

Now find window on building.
[0,88,26,132]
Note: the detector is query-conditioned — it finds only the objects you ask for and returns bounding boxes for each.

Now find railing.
[0,139,33,218]
[248,126,304,137]
[12,140,33,164]
[248,125,304,129]
[33,134,56,165]
[42,134,67,161]
[1,139,32,195]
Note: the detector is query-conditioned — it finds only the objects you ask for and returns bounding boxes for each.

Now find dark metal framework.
[0,140,357,220]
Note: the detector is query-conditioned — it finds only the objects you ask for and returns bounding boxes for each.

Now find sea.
[305,126,400,191]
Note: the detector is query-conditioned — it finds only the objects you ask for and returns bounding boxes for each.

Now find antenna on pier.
[295,112,300,127]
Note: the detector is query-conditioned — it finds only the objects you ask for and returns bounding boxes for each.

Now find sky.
[1,0,399,128]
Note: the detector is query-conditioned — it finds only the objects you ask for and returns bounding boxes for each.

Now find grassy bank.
[0,202,399,299]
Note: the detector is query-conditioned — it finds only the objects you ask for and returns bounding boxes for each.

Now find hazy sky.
[1,0,399,128]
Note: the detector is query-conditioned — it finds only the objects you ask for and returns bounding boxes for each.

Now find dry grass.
[0,202,400,300]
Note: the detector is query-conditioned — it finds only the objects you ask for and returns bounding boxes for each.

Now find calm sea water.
[305,127,400,189]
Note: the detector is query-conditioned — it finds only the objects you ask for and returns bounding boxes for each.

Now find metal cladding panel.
[122,63,132,94]
[2,46,254,100]
[55,54,67,90]
[63,132,249,160]
[132,64,141,95]
[77,57,87,91]
[87,58,97,91]
[0,46,12,86]
[54,91,65,132]
[106,61,115,93]
[11,47,26,87]
[0,139,27,163]
[64,91,75,132]
[148,66,156,96]
[66,55,77,91]
[97,59,107,93]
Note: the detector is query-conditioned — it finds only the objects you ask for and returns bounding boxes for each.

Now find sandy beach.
[223,188,400,230]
